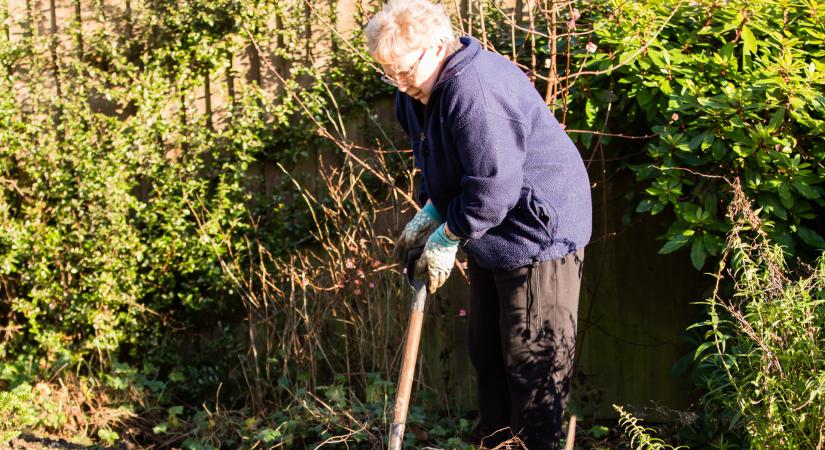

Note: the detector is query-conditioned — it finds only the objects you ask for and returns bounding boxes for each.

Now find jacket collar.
[432,36,480,91]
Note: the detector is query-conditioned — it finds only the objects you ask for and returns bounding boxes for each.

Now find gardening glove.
[415,223,460,295]
[393,200,442,263]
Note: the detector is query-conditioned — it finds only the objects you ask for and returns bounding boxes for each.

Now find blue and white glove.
[393,201,442,262]
[415,223,460,294]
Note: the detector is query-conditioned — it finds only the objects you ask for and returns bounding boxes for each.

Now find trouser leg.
[467,257,512,446]
[494,250,583,450]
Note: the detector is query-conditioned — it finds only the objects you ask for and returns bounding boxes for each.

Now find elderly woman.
[365,1,592,448]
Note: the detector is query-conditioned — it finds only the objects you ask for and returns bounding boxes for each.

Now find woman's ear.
[436,42,448,57]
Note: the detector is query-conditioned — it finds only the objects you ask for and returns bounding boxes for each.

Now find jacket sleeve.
[446,110,527,240]
[417,178,429,208]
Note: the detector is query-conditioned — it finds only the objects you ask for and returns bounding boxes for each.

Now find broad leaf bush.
[577,0,825,269]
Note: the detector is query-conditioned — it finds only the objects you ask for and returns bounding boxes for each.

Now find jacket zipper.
[412,39,465,156]
[420,100,430,158]
[418,65,451,153]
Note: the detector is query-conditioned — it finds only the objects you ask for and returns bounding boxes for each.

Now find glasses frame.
[381,48,427,87]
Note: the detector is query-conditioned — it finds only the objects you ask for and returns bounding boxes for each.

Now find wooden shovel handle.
[388,280,428,450]
[564,415,576,450]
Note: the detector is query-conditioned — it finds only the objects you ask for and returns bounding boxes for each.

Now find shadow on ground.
[9,433,126,450]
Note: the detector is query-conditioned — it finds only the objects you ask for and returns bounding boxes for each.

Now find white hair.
[365,0,455,67]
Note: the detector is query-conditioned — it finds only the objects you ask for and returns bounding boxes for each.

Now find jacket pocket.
[521,186,556,242]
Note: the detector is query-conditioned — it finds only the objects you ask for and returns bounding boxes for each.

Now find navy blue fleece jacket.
[395,36,592,271]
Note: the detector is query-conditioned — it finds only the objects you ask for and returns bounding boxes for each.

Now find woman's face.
[382,44,447,104]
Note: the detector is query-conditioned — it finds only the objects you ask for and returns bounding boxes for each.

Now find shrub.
[577,0,825,269]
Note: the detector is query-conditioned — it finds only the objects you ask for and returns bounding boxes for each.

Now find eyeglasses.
[380,49,427,87]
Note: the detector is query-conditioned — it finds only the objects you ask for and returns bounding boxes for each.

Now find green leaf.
[767,108,785,131]
[793,180,820,200]
[774,232,796,254]
[98,429,119,445]
[679,202,700,223]
[323,384,346,404]
[259,427,283,443]
[690,238,707,270]
[711,140,726,160]
[585,98,598,127]
[741,25,757,55]
[636,199,655,213]
[688,132,705,150]
[703,193,718,218]
[587,425,610,439]
[659,79,672,95]
[701,130,716,150]
[759,194,787,220]
[618,51,637,66]
[169,370,186,382]
[647,48,664,67]
[694,341,716,361]
[637,88,653,108]
[659,236,690,255]
[430,424,448,437]
[719,42,735,60]
[702,233,720,256]
[797,226,825,249]
[778,183,794,208]
[651,202,666,214]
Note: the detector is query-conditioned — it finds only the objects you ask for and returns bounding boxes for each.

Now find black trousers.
[467,251,583,450]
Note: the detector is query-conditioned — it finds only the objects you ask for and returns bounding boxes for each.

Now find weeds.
[0,384,39,442]
[692,179,825,448]
[613,405,685,450]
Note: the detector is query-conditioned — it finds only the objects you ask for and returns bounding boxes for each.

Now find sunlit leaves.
[583,0,825,269]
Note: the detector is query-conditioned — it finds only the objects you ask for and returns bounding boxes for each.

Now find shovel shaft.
[564,415,576,450]
[388,281,428,450]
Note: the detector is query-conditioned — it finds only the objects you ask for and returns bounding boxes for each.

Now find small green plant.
[0,384,38,443]
[614,405,686,450]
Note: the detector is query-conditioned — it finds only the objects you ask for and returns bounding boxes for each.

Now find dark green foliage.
[573,0,825,269]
